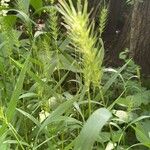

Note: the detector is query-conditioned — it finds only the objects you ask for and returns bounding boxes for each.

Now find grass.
[0,0,150,149]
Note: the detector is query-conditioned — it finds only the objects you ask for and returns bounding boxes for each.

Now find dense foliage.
[0,0,150,150]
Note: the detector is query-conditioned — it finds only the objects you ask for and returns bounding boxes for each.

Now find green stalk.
[8,123,25,150]
[87,86,91,116]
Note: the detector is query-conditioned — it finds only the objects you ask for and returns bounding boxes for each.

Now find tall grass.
[57,0,107,115]
[0,0,150,149]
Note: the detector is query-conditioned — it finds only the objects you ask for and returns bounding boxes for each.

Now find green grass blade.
[0,131,9,150]
[8,9,36,25]
[102,59,131,94]
[38,97,78,134]
[10,58,59,99]
[74,108,112,150]
[132,126,150,148]
[30,0,43,11]
[16,108,40,127]
[0,54,30,136]
[3,140,31,147]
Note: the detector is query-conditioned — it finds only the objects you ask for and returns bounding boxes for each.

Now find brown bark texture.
[130,0,150,75]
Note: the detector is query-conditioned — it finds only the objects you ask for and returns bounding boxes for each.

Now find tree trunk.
[106,0,123,35]
[130,0,150,75]
[104,0,127,66]
[111,6,132,66]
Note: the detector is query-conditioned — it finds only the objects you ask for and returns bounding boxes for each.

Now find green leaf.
[2,15,17,28]
[127,116,150,128]
[10,58,58,99]
[0,54,30,136]
[8,9,36,25]
[117,90,150,107]
[0,132,10,150]
[95,60,130,101]
[19,92,37,99]
[113,110,137,123]
[3,140,31,147]
[16,108,40,127]
[98,132,110,143]
[74,108,112,150]
[103,59,131,94]
[16,0,30,14]
[134,120,150,148]
[58,53,81,73]
[30,0,43,11]
[38,98,77,134]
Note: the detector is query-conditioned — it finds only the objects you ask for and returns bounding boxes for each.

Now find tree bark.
[111,6,132,66]
[104,0,127,66]
[130,0,150,75]
[106,0,123,35]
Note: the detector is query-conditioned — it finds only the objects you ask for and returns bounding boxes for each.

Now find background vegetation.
[0,0,150,149]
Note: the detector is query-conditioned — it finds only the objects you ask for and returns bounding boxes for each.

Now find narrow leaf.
[74,108,112,150]
[0,54,30,136]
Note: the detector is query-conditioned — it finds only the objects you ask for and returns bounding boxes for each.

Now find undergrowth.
[0,0,149,150]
